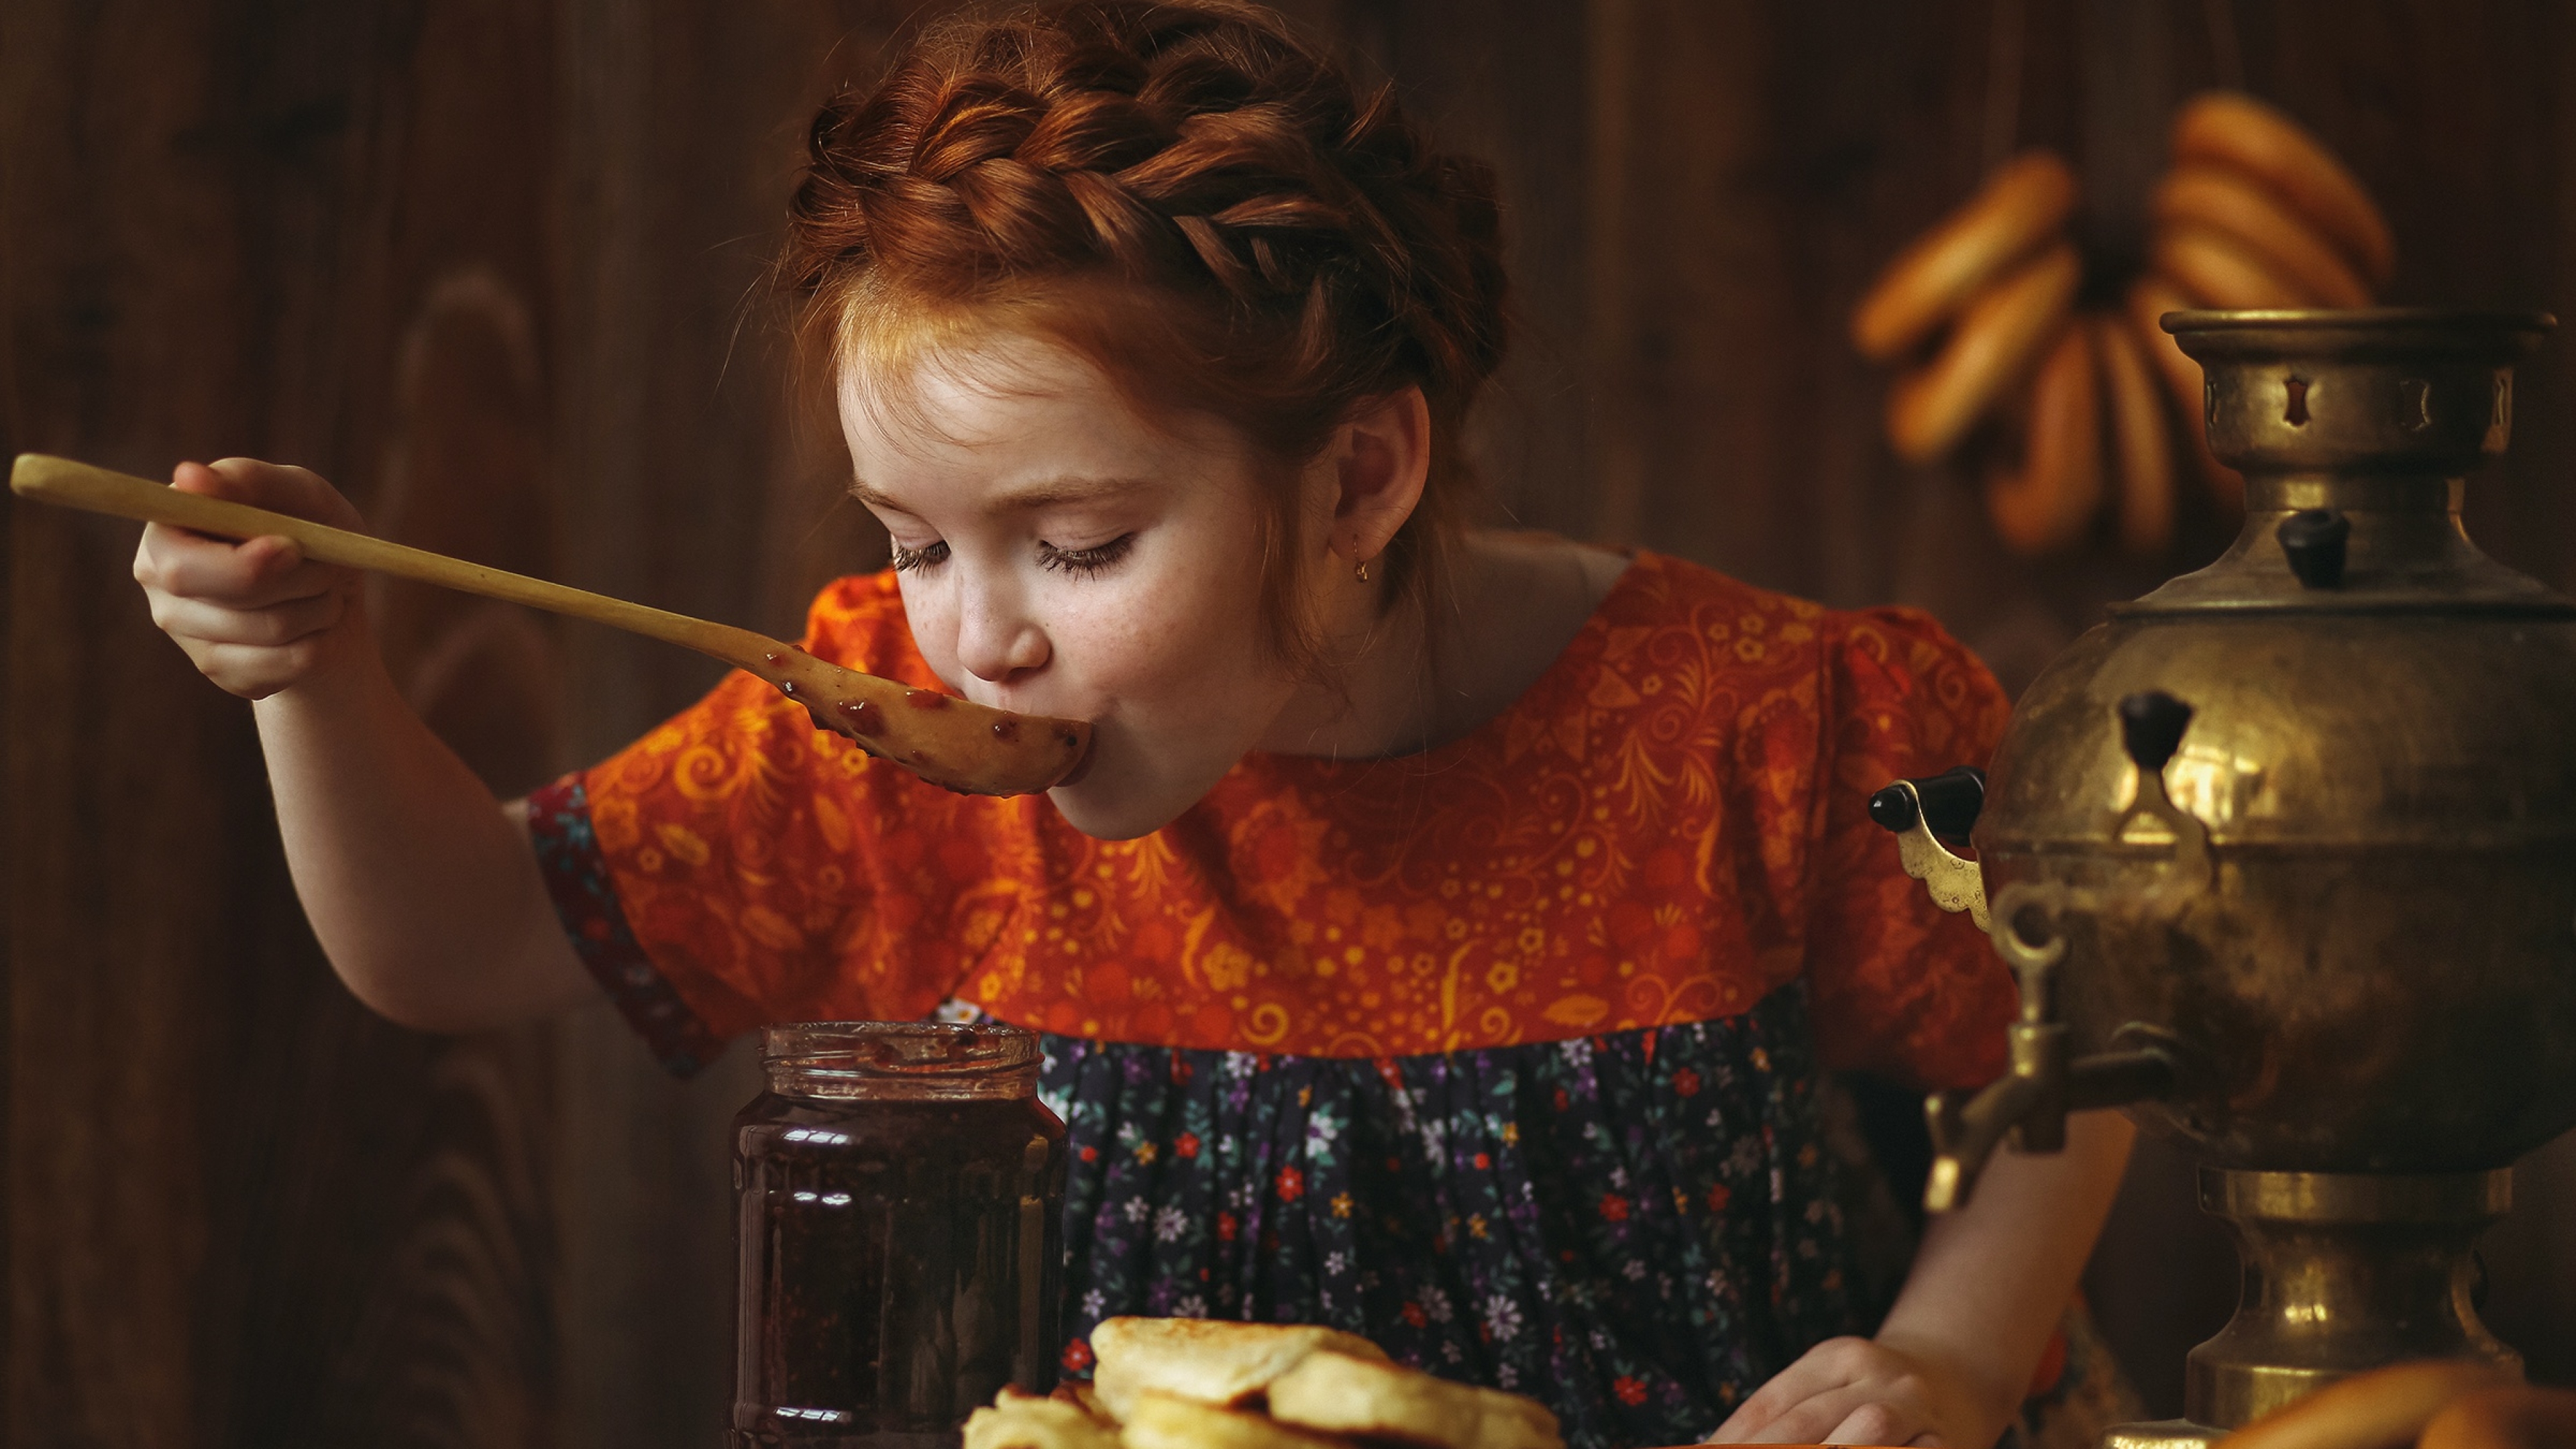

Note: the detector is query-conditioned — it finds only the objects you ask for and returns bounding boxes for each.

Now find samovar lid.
[2164,307,2553,354]
[2118,307,2569,618]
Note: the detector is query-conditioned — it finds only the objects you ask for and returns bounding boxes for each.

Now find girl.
[133,3,2131,1444]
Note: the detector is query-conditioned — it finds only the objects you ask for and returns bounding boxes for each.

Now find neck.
[1255,574,1441,759]
[1252,532,1629,761]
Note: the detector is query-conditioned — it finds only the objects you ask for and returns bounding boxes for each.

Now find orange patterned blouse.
[566,550,2013,1086]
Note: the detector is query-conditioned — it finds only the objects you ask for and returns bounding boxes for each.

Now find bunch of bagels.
[965,1318,1561,1449]
[1856,91,2396,557]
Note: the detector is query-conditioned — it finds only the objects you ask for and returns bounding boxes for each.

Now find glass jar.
[731,1022,1066,1447]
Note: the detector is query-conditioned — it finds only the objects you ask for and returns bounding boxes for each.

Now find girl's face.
[841,332,1328,840]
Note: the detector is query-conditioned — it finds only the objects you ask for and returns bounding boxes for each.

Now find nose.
[954,580,1051,685]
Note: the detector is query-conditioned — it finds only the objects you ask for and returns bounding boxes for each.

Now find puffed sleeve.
[1800,606,2018,1092]
[525,573,1038,1073]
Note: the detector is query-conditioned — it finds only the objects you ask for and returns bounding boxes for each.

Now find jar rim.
[759,1020,1041,1084]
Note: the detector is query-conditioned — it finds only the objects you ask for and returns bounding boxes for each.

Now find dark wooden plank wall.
[5,3,572,1445]
[7,1,2575,1444]
[546,5,906,1443]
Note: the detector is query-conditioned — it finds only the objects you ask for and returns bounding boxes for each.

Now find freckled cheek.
[1056,578,1265,703]
[893,588,968,684]
[1047,610,1189,700]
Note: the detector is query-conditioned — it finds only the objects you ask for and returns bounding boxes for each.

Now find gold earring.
[1354,557,1374,584]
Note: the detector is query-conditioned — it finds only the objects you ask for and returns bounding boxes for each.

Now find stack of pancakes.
[965,1319,1563,1449]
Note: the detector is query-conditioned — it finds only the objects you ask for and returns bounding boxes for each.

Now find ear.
[1316,386,1432,566]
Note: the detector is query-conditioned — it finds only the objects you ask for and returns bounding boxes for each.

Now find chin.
[1044,780,1191,841]
[1043,747,1213,841]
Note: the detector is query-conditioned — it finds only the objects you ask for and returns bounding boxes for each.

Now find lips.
[1052,733,1098,789]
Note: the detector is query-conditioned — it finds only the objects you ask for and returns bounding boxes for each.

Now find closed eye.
[889,539,949,573]
[1037,534,1134,578]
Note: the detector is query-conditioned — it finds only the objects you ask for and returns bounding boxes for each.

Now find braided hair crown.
[784,0,1510,629]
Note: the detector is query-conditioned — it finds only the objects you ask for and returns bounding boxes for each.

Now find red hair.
[780,0,1509,669]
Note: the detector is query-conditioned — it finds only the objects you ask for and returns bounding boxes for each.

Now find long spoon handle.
[10,453,786,669]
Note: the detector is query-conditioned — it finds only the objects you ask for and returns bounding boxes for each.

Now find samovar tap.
[1921,883,2178,1209]
[1876,690,2212,1210]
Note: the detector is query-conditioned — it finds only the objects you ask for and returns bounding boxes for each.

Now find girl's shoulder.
[1609,548,1972,651]
[1539,548,2001,740]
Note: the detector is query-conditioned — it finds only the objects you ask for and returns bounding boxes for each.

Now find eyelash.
[1038,534,1135,578]
[889,539,948,573]
[887,535,1135,578]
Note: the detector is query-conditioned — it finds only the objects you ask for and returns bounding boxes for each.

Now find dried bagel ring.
[1886,239,2082,464]
[2173,91,2395,286]
[2217,1360,2516,1449]
[2154,222,2317,309]
[1852,150,2080,362]
[2153,164,2371,308]
[2127,274,2241,504]
[2092,311,2177,554]
[1983,322,2102,555]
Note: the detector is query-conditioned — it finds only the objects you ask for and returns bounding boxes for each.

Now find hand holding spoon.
[10,453,1090,796]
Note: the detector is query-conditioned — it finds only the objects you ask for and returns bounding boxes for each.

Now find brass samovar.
[1870,309,2576,1448]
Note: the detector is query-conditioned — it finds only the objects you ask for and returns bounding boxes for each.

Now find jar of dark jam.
[732,1022,1065,1447]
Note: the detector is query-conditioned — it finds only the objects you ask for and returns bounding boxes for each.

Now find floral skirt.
[1028,983,1866,1449]
[528,776,2127,1444]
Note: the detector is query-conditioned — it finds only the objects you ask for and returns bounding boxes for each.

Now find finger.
[148,589,346,649]
[173,458,367,533]
[1711,1368,1818,1440]
[209,456,366,531]
[1708,1402,1771,1443]
[1715,1336,1879,1442]
[1739,1387,1882,1444]
[174,457,307,506]
[172,458,238,498]
[1822,1400,1925,1448]
[138,526,345,608]
[1908,1434,1946,1448]
[233,536,358,604]
[136,523,273,600]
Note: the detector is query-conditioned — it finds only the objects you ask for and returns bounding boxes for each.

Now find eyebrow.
[849,474,1153,514]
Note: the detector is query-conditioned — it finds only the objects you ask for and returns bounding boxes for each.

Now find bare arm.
[1712,1109,2135,1448]
[137,459,596,1031]
[252,644,596,1030]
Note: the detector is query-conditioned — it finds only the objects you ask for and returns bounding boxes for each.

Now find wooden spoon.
[10,453,1090,797]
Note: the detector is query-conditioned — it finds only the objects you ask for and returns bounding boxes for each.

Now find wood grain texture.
[3,1,564,1444]
[546,5,914,1442]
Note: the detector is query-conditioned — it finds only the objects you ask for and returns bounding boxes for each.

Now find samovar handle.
[2119,689,2192,770]
[1866,765,1990,930]
[1866,763,1986,839]
[2109,690,2214,888]
[2277,507,2351,589]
